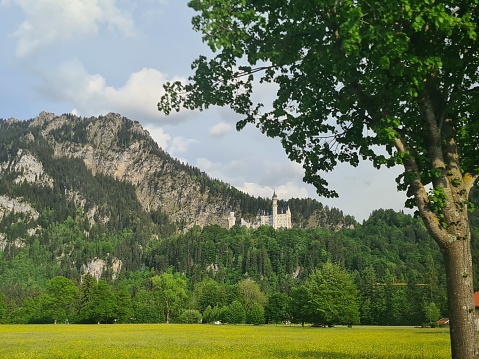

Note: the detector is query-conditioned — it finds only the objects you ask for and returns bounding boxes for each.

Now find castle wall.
[228,193,292,229]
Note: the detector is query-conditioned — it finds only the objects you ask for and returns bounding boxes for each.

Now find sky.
[0,0,411,222]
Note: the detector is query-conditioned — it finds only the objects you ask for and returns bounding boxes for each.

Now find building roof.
[437,318,449,325]
[474,291,479,307]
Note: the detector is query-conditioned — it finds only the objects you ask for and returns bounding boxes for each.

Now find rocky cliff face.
[0,111,239,279]
[27,111,231,230]
[0,112,352,281]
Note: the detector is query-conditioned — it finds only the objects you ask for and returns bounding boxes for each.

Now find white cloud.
[144,125,170,150]
[275,182,311,199]
[191,155,311,197]
[224,159,248,174]
[195,158,213,172]
[40,60,191,123]
[238,182,310,200]
[139,0,170,23]
[168,136,198,155]
[209,122,232,138]
[147,0,169,4]
[4,0,134,57]
[257,160,305,187]
[194,157,236,183]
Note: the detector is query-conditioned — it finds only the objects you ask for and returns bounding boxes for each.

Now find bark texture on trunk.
[394,98,479,358]
[443,233,479,359]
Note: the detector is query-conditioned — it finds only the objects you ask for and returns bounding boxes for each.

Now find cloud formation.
[144,125,171,150]
[168,136,198,156]
[209,122,232,138]
[40,60,189,123]
[3,0,134,57]
[238,182,310,200]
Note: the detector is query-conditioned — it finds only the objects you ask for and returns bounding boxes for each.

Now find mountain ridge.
[0,111,352,231]
[0,111,352,280]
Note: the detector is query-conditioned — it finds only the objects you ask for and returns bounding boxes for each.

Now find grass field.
[0,324,451,359]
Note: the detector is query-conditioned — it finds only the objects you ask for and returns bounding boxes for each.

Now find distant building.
[436,318,449,328]
[475,291,479,330]
[228,191,292,230]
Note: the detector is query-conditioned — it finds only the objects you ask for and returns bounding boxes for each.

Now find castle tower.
[286,206,292,229]
[272,191,278,229]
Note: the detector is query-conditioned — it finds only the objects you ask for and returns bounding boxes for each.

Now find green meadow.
[0,324,450,359]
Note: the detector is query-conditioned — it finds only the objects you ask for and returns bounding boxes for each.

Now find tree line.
[2,114,479,329]
[0,208,461,327]
[0,263,359,326]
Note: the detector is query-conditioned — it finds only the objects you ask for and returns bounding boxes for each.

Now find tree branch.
[393,136,449,249]
[418,92,445,177]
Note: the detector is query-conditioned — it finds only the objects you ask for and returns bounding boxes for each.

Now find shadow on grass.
[273,350,436,359]
[272,350,370,359]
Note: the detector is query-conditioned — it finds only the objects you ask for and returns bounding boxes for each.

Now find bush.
[225,301,246,324]
[203,305,222,323]
[178,309,202,324]
[247,303,264,325]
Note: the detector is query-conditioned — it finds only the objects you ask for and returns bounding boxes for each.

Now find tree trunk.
[443,236,479,359]
[397,111,479,358]
[165,299,170,324]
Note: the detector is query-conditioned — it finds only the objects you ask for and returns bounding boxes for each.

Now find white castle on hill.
[228,191,292,230]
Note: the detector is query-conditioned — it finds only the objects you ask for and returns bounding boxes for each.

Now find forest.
[2,207,474,327]
[1,114,478,327]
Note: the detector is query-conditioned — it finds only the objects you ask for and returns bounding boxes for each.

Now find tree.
[87,280,116,324]
[0,291,5,323]
[178,309,202,324]
[78,279,116,324]
[77,274,96,323]
[151,272,188,323]
[247,302,264,325]
[132,289,160,323]
[226,300,246,324]
[113,284,134,323]
[265,292,290,324]
[193,278,226,313]
[158,1,479,357]
[289,285,310,327]
[12,296,38,324]
[303,262,360,326]
[237,279,266,312]
[424,302,442,325]
[44,276,78,323]
[202,305,214,323]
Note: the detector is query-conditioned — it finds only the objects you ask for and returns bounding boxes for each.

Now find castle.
[228,191,292,229]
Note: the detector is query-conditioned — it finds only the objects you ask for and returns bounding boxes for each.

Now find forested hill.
[0,112,351,277]
[0,112,351,230]
[1,112,479,326]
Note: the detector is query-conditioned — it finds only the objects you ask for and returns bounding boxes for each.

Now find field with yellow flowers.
[0,324,450,358]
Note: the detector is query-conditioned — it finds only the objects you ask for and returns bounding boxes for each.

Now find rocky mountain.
[0,112,353,230]
[10,112,234,228]
[0,112,351,281]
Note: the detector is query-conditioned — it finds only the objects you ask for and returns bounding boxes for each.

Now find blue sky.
[0,0,409,221]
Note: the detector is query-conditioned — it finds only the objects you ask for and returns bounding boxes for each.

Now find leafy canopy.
[159,0,479,203]
[303,262,360,325]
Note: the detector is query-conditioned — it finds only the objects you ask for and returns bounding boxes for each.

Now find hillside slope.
[0,112,350,280]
